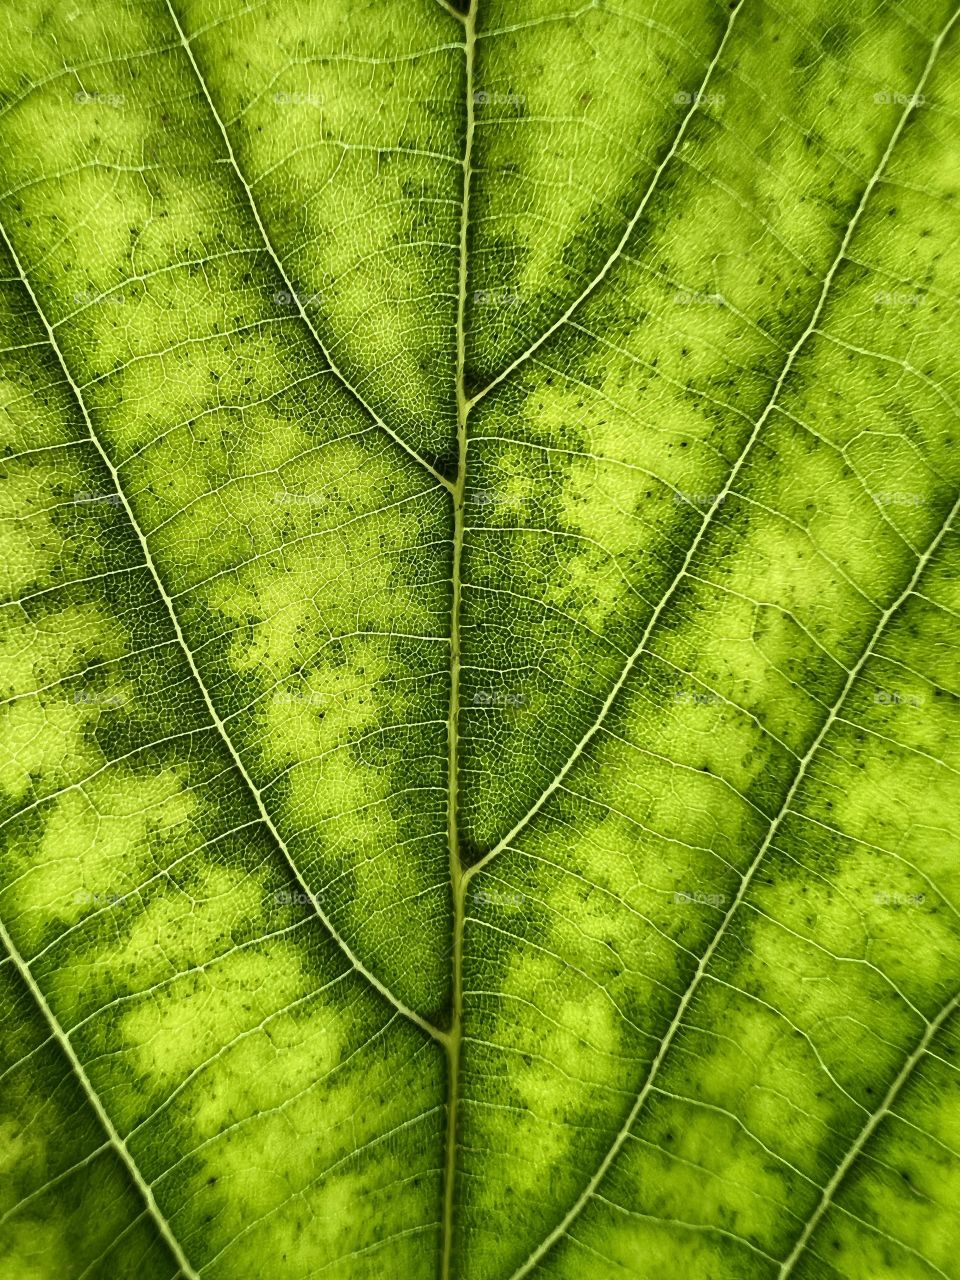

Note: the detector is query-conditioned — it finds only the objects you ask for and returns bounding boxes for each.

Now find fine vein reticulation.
[1,0,959,1278]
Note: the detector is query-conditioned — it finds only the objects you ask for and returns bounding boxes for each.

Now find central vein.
[443,1,477,1275]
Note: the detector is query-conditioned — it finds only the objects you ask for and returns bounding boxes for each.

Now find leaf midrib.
[442,0,476,1274]
[442,0,748,1270]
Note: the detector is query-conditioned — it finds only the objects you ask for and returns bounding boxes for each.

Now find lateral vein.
[468,4,958,880]
[163,0,455,494]
[0,214,446,1048]
[0,922,201,1280]
[778,988,960,1277]
[466,0,745,407]
[504,481,959,1279]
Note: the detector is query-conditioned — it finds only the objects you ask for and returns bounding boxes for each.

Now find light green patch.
[0,465,64,598]
[10,766,195,968]
[115,863,319,1121]
[0,599,131,806]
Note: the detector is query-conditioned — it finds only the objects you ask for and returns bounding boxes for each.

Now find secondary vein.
[505,482,960,1280]
[163,0,455,495]
[467,1,956,883]
[0,214,446,1049]
[0,920,200,1280]
[777,988,960,1277]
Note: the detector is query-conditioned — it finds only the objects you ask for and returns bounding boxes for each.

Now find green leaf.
[1,1,959,1278]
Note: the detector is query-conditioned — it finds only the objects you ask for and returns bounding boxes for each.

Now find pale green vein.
[0,212,446,1049]
[505,480,959,1279]
[778,989,960,1277]
[0,925,199,1280]
[0,1142,111,1228]
[163,0,455,495]
[444,0,477,1274]
[467,3,958,881]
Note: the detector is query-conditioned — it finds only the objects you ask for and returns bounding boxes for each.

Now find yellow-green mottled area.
[0,0,959,1278]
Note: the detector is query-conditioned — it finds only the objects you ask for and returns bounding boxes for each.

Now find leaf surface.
[0,1,959,1278]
